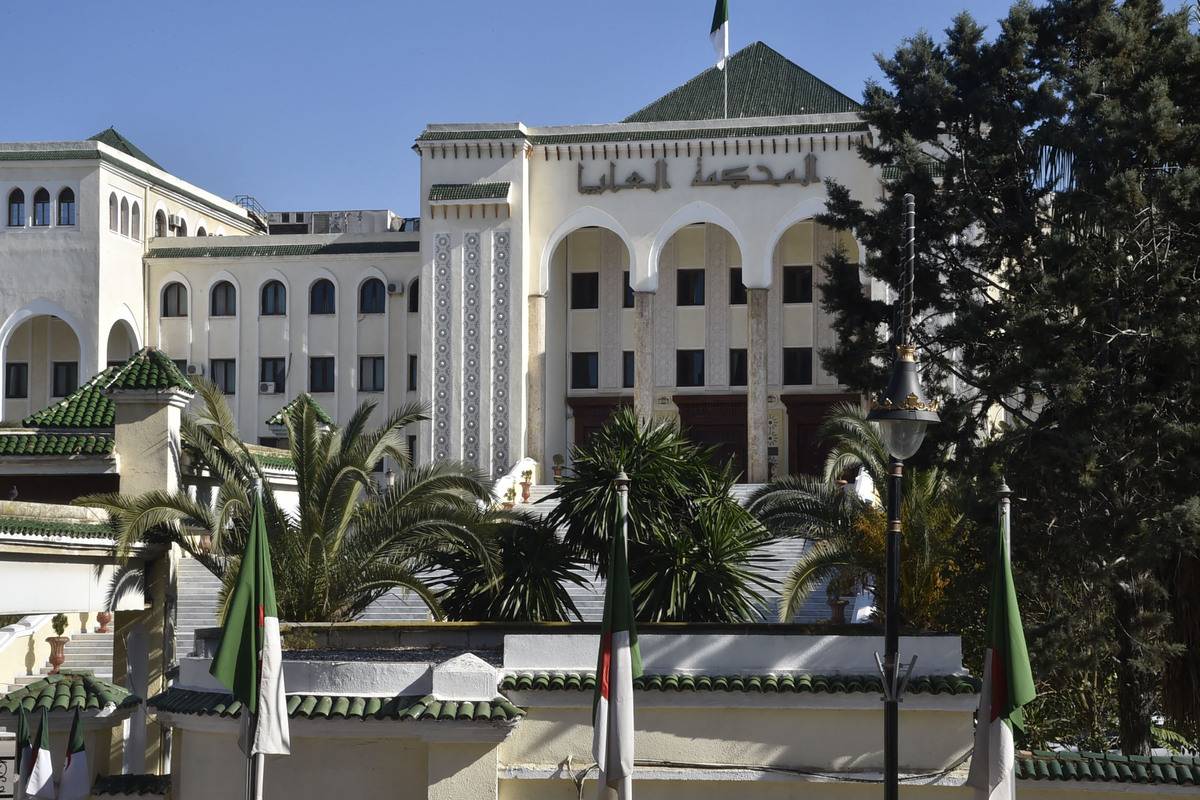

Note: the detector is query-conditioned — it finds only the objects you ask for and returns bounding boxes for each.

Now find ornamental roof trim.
[0,672,139,716]
[149,688,524,723]
[500,671,980,696]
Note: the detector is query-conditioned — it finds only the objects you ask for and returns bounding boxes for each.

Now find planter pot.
[828,598,850,625]
[46,636,69,674]
[552,465,563,483]
[520,480,532,503]
[96,611,113,633]
[501,501,514,510]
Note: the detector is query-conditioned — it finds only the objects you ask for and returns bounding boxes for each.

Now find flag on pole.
[57,708,90,800]
[210,489,290,757]
[710,0,729,70]
[966,487,1036,800]
[24,708,54,799]
[593,476,642,799]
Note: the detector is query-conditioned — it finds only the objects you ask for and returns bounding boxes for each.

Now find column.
[633,290,654,422]
[747,288,769,482]
[525,293,546,464]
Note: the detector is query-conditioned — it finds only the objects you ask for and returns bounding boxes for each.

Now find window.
[210,359,236,395]
[280,213,290,223]
[258,436,282,448]
[570,272,599,310]
[407,434,417,459]
[260,357,285,393]
[783,347,813,385]
[130,202,140,240]
[4,363,28,399]
[407,279,419,313]
[570,352,598,389]
[729,348,748,386]
[359,356,385,392]
[196,226,207,237]
[296,212,305,223]
[783,265,813,304]
[676,349,705,387]
[154,210,167,238]
[119,198,129,236]
[359,278,386,314]
[623,271,634,309]
[622,351,635,389]
[729,268,747,305]
[161,282,188,317]
[677,269,705,306]
[260,280,286,315]
[108,193,118,231]
[57,188,76,226]
[407,354,418,391]
[52,362,78,397]
[173,359,188,374]
[310,279,336,314]
[309,356,335,392]
[175,218,187,236]
[32,189,50,226]
[8,189,24,227]
[210,280,236,317]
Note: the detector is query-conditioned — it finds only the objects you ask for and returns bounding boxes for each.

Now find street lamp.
[867,193,939,800]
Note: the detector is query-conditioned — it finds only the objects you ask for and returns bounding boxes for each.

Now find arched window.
[359,278,386,314]
[210,281,236,316]
[32,189,51,226]
[260,280,286,316]
[108,193,118,231]
[407,278,419,313]
[7,189,23,227]
[119,198,130,236]
[130,202,141,240]
[310,279,336,315]
[154,210,167,238]
[162,282,188,317]
[58,188,76,226]
[175,218,187,236]
[196,226,207,237]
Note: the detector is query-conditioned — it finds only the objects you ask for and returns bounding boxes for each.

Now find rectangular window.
[677,269,705,306]
[729,268,747,305]
[783,265,814,304]
[258,436,281,448]
[359,356,385,392]
[570,272,600,310]
[296,212,305,223]
[52,361,78,397]
[173,359,188,375]
[407,434,417,462]
[210,359,236,395]
[309,356,335,393]
[729,349,747,386]
[407,354,418,391]
[570,352,599,390]
[260,357,285,393]
[783,347,813,385]
[622,351,635,389]
[622,271,635,309]
[676,349,705,387]
[280,212,291,223]
[4,362,28,399]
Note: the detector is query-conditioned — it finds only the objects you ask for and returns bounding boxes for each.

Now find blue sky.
[2,0,1016,215]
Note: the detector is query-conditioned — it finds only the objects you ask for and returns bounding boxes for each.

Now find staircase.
[177,558,222,657]
[6,632,113,692]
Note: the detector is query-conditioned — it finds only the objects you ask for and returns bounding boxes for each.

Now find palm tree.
[82,379,494,623]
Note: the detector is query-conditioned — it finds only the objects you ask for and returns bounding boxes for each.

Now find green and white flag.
[24,708,54,799]
[710,0,729,70]
[14,705,32,800]
[592,483,642,799]
[210,490,291,757]
[966,491,1036,800]
[57,708,89,800]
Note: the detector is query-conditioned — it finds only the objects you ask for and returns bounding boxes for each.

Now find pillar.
[525,294,546,465]
[747,288,769,482]
[633,291,655,422]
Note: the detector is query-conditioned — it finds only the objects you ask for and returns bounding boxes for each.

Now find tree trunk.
[1113,583,1154,755]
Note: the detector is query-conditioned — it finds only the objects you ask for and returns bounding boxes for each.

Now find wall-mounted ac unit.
[258,382,277,395]
[386,282,404,295]
[186,363,204,376]
[168,214,183,230]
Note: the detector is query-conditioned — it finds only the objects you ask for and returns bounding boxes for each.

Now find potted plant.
[47,613,70,674]
[502,486,517,510]
[520,469,533,503]
[552,454,565,483]
[827,570,859,626]
[96,609,113,633]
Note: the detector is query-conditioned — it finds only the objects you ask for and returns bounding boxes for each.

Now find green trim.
[1016,750,1200,785]
[88,128,164,170]
[0,150,98,162]
[106,347,194,393]
[530,122,867,146]
[149,688,524,722]
[0,514,115,539]
[265,393,334,427]
[415,129,524,142]
[92,774,172,796]
[0,672,139,715]
[501,671,979,695]
[428,183,511,202]
[0,432,114,456]
[148,240,418,259]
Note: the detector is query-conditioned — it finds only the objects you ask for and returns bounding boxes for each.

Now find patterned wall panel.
[462,232,482,465]
[490,230,512,476]
[433,232,452,460]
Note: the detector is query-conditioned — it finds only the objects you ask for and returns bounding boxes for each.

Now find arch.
[407,277,419,313]
[260,278,287,316]
[309,277,336,315]
[761,196,864,288]
[648,200,748,292]
[175,217,188,237]
[119,197,130,236]
[209,279,237,317]
[105,318,138,363]
[7,188,24,227]
[0,299,95,404]
[154,209,168,238]
[196,226,207,237]
[538,206,637,296]
[57,188,76,226]
[358,276,386,314]
[108,193,118,231]
[161,281,189,318]
[32,188,51,227]
[130,201,141,240]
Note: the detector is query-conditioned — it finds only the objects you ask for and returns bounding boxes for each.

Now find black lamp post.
[867,193,939,800]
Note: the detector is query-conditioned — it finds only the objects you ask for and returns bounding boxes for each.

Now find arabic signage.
[577,153,819,194]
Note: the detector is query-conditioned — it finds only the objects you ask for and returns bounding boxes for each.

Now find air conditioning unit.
[258,381,277,395]
[386,282,404,296]
[168,214,183,230]
[186,363,204,376]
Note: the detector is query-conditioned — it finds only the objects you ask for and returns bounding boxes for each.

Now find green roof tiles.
[624,41,861,123]
[146,241,418,259]
[0,672,138,715]
[23,368,117,429]
[92,774,172,796]
[0,432,114,456]
[88,127,164,170]
[266,393,334,427]
[530,122,866,146]
[428,183,511,202]
[500,671,979,696]
[246,444,294,470]
[416,129,525,142]
[1015,750,1200,785]
[0,514,115,540]
[106,348,194,393]
[149,688,524,723]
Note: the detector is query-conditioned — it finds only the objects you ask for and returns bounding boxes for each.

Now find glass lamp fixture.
[868,344,940,460]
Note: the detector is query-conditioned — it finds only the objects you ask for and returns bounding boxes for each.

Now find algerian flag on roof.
[25,707,55,799]
[710,0,729,70]
[58,707,90,800]
[15,704,32,782]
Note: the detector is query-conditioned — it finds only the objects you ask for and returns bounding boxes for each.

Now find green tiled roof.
[530,122,866,145]
[23,368,117,429]
[1015,750,1200,785]
[266,393,334,427]
[92,774,172,796]
[246,444,294,470]
[624,41,861,123]
[0,432,114,456]
[149,688,524,723]
[106,348,194,393]
[882,153,946,181]
[0,150,98,162]
[416,129,524,142]
[429,183,511,202]
[0,672,139,715]
[146,241,418,259]
[0,514,115,540]
[500,671,979,695]
[89,127,164,170]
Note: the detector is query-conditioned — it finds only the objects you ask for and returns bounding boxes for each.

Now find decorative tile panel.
[490,230,511,476]
[433,232,452,460]
[462,232,482,465]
